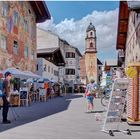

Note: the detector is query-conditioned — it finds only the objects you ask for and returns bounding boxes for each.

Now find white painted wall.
[37,28,59,49]
[37,58,58,82]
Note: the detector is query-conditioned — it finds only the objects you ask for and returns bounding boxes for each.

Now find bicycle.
[100,88,111,107]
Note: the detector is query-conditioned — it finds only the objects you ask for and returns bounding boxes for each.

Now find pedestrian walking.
[51,87,55,97]
[85,77,98,112]
[2,71,12,124]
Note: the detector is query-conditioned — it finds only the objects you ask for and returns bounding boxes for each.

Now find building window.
[24,46,28,58]
[31,25,36,38]
[2,2,9,17]
[136,55,138,61]
[31,50,35,60]
[60,69,63,75]
[48,66,50,73]
[44,64,47,71]
[66,52,75,58]
[13,11,18,25]
[24,20,28,32]
[66,61,68,64]
[90,42,93,47]
[65,69,75,75]
[28,9,31,14]
[13,40,18,55]
[51,68,53,74]
[90,32,93,36]
[36,64,38,71]
[54,70,59,76]
[136,13,140,20]
[0,35,7,50]
[133,14,135,25]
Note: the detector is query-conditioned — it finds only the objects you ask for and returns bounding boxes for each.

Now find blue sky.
[46,1,119,24]
[40,1,120,61]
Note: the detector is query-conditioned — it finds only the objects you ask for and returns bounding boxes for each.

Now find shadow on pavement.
[131,130,140,132]
[65,93,83,100]
[85,110,105,114]
[0,93,82,132]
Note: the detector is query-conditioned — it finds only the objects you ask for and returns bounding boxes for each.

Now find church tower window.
[90,32,93,36]
[90,42,93,48]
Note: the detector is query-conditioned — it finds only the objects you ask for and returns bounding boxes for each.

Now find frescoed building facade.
[0,1,50,72]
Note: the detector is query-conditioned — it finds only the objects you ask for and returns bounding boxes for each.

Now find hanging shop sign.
[125,67,137,78]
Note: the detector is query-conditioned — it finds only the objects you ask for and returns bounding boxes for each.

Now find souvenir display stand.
[101,78,131,136]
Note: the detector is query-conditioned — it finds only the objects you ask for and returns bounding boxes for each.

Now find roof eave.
[116,1,129,50]
[30,1,51,23]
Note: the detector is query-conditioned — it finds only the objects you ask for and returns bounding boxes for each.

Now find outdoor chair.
[32,91,36,102]
[39,88,47,102]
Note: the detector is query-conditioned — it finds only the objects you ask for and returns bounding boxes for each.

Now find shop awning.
[23,71,41,79]
[3,68,27,79]
[3,68,41,79]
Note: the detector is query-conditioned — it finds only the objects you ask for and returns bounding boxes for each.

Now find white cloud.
[37,8,119,61]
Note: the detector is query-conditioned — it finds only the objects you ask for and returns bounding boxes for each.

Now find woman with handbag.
[85,77,98,113]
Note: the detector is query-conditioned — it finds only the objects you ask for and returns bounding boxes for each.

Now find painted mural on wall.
[85,53,97,83]
[0,1,36,72]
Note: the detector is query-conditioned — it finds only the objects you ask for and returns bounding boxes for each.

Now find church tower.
[85,22,97,83]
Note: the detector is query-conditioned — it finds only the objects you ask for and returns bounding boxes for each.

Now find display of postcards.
[109,104,123,110]
[112,91,121,96]
[112,96,121,99]
[121,91,127,96]
[114,83,128,90]
[111,98,122,103]
[115,89,121,92]
[110,98,116,102]
[107,111,117,116]
[107,111,121,117]
[106,117,120,123]
[120,98,125,103]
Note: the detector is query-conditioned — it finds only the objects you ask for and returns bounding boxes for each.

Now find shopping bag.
[85,91,90,96]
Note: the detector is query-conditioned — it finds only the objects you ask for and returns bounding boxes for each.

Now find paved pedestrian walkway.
[0,93,140,139]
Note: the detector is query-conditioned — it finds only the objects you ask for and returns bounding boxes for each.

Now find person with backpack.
[85,77,98,112]
[2,71,12,124]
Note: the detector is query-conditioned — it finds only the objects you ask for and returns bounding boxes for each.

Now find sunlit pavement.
[0,93,140,139]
